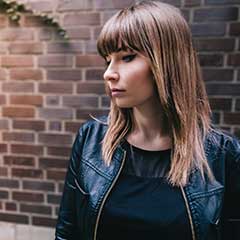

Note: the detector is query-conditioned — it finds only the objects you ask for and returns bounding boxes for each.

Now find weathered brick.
[194,7,238,22]
[64,121,84,133]
[0,213,28,224]
[77,83,105,94]
[5,202,17,211]
[76,55,105,67]
[38,28,53,41]
[39,157,68,169]
[47,69,82,81]
[38,133,72,146]
[58,0,93,11]
[228,54,240,66]
[85,41,98,53]
[38,83,73,94]
[0,144,7,153]
[4,156,35,167]
[12,120,45,131]
[3,132,35,143]
[2,82,34,93]
[47,194,62,204]
[76,109,109,120]
[10,69,43,81]
[209,98,232,110]
[65,27,91,40]
[63,13,100,26]
[11,144,43,155]
[206,83,240,96]
[202,69,234,82]
[2,106,35,118]
[49,121,62,131]
[101,96,110,108]
[47,146,72,157]
[229,23,240,36]
[9,43,43,54]
[0,190,9,199]
[0,15,7,27]
[23,16,44,27]
[224,113,240,125]
[0,120,9,130]
[62,96,98,108]
[38,55,73,67]
[93,26,103,39]
[23,180,55,192]
[46,96,60,106]
[0,95,6,105]
[198,54,224,67]
[32,216,56,227]
[27,1,56,12]
[95,0,135,9]
[47,42,83,54]
[38,108,73,120]
[0,29,33,41]
[10,95,43,106]
[194,38,235,52]
[47,170,66,181]
[20,204,51,215]
[0,178,19,188]
[12,192,44,203]
[0,69,7,80]
[86,69,104,80]
[12,168,43,179]
[191,23,226,37]
[1,56,34,68]
[0,167,8,176]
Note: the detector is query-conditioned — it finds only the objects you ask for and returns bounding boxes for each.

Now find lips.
[111,88,125,92]
[110,88,126,97]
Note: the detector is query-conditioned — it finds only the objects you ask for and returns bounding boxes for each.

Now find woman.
[55,1,240,240]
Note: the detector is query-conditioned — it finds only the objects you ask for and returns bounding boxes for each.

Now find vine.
[0,0,68,39]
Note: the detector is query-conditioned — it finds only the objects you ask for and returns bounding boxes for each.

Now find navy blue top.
[97,141,191,240]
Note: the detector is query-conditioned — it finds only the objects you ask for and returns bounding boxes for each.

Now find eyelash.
[105,54,136,66]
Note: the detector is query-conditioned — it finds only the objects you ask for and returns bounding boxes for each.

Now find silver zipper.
[93,150,127,240]
[180,186,196,240]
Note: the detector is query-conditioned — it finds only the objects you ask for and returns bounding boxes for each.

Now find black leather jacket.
[55,117,240,240]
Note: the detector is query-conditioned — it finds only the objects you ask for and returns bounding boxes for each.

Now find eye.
[122,54,136,62]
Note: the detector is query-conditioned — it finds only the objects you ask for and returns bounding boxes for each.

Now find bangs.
[97,10,142,58]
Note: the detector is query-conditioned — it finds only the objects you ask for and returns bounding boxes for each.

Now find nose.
[103,64,119,82]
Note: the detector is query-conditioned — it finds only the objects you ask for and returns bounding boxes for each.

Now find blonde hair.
[97,1,213,186]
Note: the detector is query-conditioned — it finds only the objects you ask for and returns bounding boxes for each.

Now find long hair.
[97,0,213,186]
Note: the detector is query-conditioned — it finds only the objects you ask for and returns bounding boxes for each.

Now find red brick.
[65,121,84,133]
[49,121,62,131]
[0,179,19,188]
[10,95,43,106]
[47,42,83,54]
[27,1,56,12]
[32,216,56,227]
[13,120,45,131]
[9,43,43,54]
[0,213,29,224]
[65,27,91,40]
[95,0,135,9]
[38,56,73,67]
[0,120,8,130]
[194,7,238,22]
[57,0,92,11]
[86,69,104,80]
[194,38,235,52]
[0,167,8,176]
[3,132,35,143]
[0,69,7,80]
[12,168,43,179]
[184,0,201,6]
[0,144,7,153]
[23,16,44,27]
[198,54,224,67]
[0,95,6,105]
[39,108,73,120]
[10,69,43,81]
[230,23,240,36]
[233,128,240,139]
[0,29,33,41]
[1,56,34,68]
[2,106,35,118]
[228,54,240,66]
[5,202,17,211]
[209,98,232,110]
[0,15,7,27]
[46,96,60,106]
[76,55,105,67]
[191,23,226,37]
[38,133,72,146]
[0,190,8,199]
[2,82,34,93]
[12,191,44,203]
[39,157,68,169]
[23,180,55,192]
[39,83,73,94]
[20,204,51,215]
[47,70,82,81]
[93,26,103,39]
[85,41,98,54]
[63,13,100,26]
[11,144,43,155]
[77,83,105,94]
[47,194,62,204]
[206,83,240,96]
[202,69,233,82]
[47,146,72,157]
[76,109,109,120]
[4,156,35,167]
[101,96,110,108]
[224,113,240,124]
[38,28,53,41]
[63,96,98,108]
[47,170,66,180]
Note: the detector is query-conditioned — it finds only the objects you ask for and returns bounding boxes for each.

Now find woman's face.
[104,49,158,109]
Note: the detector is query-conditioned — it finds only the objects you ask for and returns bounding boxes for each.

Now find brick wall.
[0,0,239,229]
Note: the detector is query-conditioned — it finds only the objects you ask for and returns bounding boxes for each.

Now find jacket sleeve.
[55,127,85,240]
